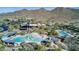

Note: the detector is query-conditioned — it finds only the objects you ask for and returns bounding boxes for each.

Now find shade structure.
[4,39,15,46]
[4,39,14,43]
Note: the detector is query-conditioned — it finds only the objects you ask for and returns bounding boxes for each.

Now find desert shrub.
[18,43,34,51]
[0,44,5,51]
[0,27,3,32]
[0,40,3,44]
[64,36,79,51]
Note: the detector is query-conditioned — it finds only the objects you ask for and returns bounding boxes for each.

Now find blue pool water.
[56,30,69,38]
[12,34,44,43]
[12,35,26,42]
[2,33,44,43]
[59,31,68,37]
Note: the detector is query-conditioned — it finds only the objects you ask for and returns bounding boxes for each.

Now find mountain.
[52,7,79,23]
[0,7,79,23]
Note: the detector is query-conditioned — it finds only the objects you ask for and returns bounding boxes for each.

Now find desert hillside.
[0,7,79,23]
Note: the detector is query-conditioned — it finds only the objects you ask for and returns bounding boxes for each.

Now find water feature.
[1,32,45,43]
[12,35,26,42]
[56,30,71,38]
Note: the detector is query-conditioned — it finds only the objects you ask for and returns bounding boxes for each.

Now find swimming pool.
[2,33,45,43]
[12,35,26,42]
[56,30,70,38]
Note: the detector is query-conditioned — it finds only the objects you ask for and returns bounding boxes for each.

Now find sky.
[0,7,79,14]
[0,7,55,13]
